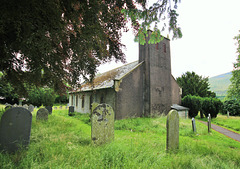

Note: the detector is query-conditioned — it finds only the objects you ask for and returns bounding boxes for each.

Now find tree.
[227,31,240,101]
[176,71,216,98]
[0,0,182,96]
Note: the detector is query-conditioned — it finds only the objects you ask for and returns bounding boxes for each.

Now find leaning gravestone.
[192,118,197,133]
[36,108,49,121]
[45,106,52,114]
[28,104,34,113]
[0,107,32,153]
[166,110,179,151]
[68,106,75,116]
[91,104,114,145]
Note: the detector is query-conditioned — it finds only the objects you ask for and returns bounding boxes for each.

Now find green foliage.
[1,0,182,96]
[27,87,56,107]
[227,31,240,101]
[0,77,19,104]
[177,71,216,98]
[182,95,202,118]
[222,99,240,116]
[201,97,223,118]
[55,94,69,104]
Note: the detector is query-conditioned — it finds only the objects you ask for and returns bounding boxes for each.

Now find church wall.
[115,64,144,120]
[69,88,116,114]
[139,36,173,116]
[171,76,182,105]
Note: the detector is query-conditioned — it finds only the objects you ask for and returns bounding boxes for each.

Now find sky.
[98,0,240,78]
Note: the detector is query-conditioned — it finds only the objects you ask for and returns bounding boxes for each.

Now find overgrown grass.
[0,107,240,168]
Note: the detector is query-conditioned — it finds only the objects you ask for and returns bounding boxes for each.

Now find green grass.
[199,114,240,134]
[0,107,240,169]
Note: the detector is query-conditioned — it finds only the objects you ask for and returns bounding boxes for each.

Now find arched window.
[82,95,85,108]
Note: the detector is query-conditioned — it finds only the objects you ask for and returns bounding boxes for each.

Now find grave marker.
[0,107,32,152]
[208,114,211,133]
[23,104,28,110]
[28,104,34,113]
[36,108,49,121]
[192,118,197,133]
[91,104,114,145]
[68,106,75,116]
[166,110,179,151]
[45,106,52,114]
[227,111,230,118]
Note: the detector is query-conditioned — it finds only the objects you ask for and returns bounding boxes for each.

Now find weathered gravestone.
[0,107,32,153]
[36,108,49,121]
[166,110,179,151]
[54,106,57,110]
[45,106,52,114]
[192,118,197,133]
[23,104,28,110]
[68,106,75,116]
[227,111,230,118]
[28,104,34,113]
[13,104,18,107]
[59,106,62,109]
[208,114,211,133]
[91,104,114,145]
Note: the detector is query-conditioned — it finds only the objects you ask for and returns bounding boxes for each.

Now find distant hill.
[209,72,232,100]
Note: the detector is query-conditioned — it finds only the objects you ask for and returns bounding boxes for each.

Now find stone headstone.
[227,111,230,118]
[208,114,211,133]
[5,105,12,111]
[68,106,75,116]
[192,118,197,133]
[54,106,57,110]
[13,104,18,107]
[59,106,62,109]
[91,104,114,145]
[0,107,32,153]
[23,104,28,110]
[28,104,34,113]
[35,106,38,109]
[166,110,179,151]
[36,108,49,121]
[45,106,52,114]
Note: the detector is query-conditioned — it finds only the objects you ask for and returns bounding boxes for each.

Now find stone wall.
[115,64,144,120]
[139,34,173,116]
[171,75,182,105]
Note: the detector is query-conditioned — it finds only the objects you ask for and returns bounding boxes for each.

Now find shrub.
[223,99,240,116]
[182,95,202,118]
[201,97,223,118]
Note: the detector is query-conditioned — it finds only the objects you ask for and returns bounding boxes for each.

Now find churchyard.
[0,104,240,168]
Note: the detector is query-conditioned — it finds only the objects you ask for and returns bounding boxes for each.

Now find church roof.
[72,61,143,92]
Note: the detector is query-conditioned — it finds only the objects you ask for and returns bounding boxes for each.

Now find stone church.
[69,33,182,120]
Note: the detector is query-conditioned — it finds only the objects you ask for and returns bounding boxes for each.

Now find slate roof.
[72,61,143,92]
[171,104,189,111]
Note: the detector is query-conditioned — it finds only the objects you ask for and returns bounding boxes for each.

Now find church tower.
[139,31,172,116]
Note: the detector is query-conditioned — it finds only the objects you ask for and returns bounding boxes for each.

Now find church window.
[155,43,159,50]
[100,95,104,103]
[163,43,166,53]
[82,95,85,108]
[76,95,78,107]
[90,95,93,109]
[71,95,74,106]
